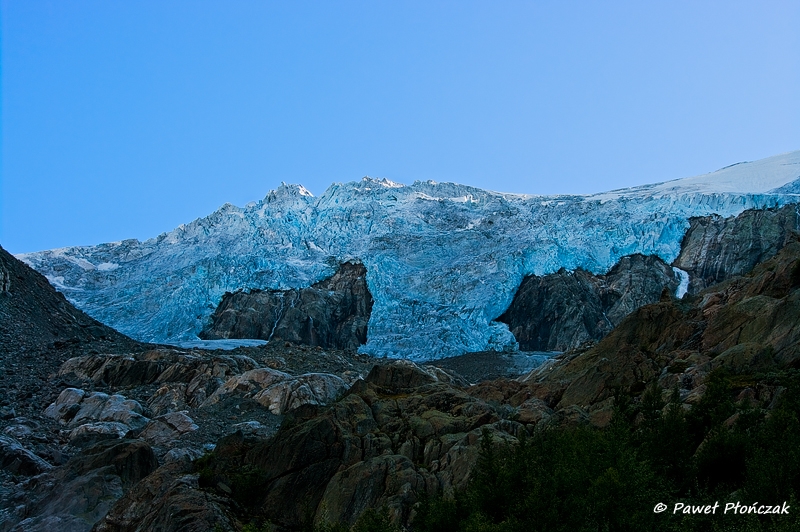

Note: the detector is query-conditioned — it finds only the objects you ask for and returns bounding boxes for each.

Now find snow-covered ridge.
[19,151,800,360]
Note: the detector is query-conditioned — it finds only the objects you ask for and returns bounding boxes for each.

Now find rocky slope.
[0,246,378,531]
[497,253,679,351]
[86,234,800,530]
[200,261,373,350]
[0,245,141,357]
[19,151,800,359]
[0,244,144,426]
[4,219,800,530]
[0,338,379,532]
[519,232,800,413]
[673,203,799,294]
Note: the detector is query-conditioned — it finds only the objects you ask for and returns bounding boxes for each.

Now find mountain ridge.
[18,150,800,360]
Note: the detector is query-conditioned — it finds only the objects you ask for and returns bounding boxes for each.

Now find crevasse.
[18,151,800,360]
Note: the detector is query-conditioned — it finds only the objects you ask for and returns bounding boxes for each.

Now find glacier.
[18,150,800,360]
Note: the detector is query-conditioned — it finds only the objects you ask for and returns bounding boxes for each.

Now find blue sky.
[2,1,799,253]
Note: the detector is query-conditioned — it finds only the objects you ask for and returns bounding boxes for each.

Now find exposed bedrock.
[190,360,517,529]
[199,261,372,350]
[497,254,679,352]
[0,244,141,357]
[673,204,800,295]
[519,234,800,411]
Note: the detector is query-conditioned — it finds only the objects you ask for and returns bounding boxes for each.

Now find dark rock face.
[200,261,373,350]
[520,235,800,411]
[192,361,519,529]
[0,435,53,476]
[674,204,800,294]
[0,245,141,358]
[92,461,237,532]
[498,254,679,351]
[2,439,158,532]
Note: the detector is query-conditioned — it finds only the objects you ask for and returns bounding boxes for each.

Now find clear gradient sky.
[2,1,799,253]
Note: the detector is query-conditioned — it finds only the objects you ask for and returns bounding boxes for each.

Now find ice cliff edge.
[19,151,800,360]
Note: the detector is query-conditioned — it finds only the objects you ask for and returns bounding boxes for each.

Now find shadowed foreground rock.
[92,461,237,532]
[3,439,157,532]
[96,361,521,530]
[200,261,373,350]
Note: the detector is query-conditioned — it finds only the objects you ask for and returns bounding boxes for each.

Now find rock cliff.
[199,261,373,350]
[497,254,679,351]
[520,233,800,412]
[673,204,800,294]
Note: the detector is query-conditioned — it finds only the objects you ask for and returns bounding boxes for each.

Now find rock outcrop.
[519,234,800,412]
[92,461,237,532]
[118,361,523,529]
[498,254,679,351]
[200,261,373,350]
[203,367,350,415]
[2,439,158,532]
[673,204,800,294]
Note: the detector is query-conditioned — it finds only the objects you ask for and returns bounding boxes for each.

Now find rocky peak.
[264,182,315,204]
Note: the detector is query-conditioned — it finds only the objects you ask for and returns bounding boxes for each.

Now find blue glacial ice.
[18,151,800,360]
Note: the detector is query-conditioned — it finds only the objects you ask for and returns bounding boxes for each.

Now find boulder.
[516,398,553,425]
[253,373,348,415]
[204,367,348,415]
[44,388,86,421]
[139,412,199,448]
[363,360,439,392]
[46,390,148,433]
[0,435,52,476]
[69,422,131,445]
[203,367,292,405]
[71,393,148,431]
